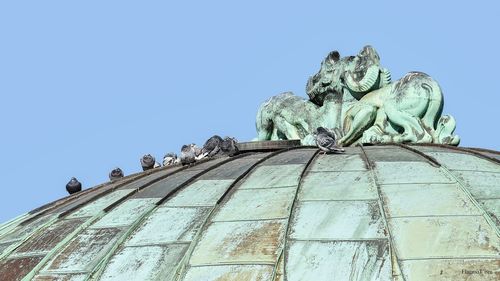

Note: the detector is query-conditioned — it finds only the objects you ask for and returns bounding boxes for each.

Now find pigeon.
[163,153,178,166]
[189,143,203,159]
[66,177,82,194]
[314,127,345,154]
[141,154,156,171]
[201,135,223,158]
[109,167,124,181]
[180,144,196,166]
[221,136,239,156]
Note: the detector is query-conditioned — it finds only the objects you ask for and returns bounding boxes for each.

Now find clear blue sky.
[1,1,498,223]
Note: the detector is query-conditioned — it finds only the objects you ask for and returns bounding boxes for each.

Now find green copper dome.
[0,144,499,281]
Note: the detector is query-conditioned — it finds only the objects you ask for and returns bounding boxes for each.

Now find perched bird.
[163,153,178,166]
[314,127,345,154]
[190,143,205,160]
[141,154,156,171]
[180,144,196,166]
[201,135,223,158]
[109,167,124,181]
[221,136,239,156]
[66,177,82,194]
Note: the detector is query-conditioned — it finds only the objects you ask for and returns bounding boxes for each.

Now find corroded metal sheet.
[407,145,454,153]
[478,199,499,227]
[452,170,500,199]
[0,213,29,237]
[263,149,316,165]
[189,157,230,171]
[0,256,44,281]
[0,241,13,256]
[399,259,500,280]
[34,274,87,281]
[389,216,499,259]
[182,265,274,281]
[424,151,500,172]
[199,157,269,180]
[49,189,108,215]
[14,217,87,255]
[0,214,55,244]
[299,171,377,201]
[213,186,296,221]
[43,227,123,273]
[126,206,211,246]
[380,183,481,217]
[98,244,188,281]
[375,162,455,184]
[66,190,133,219]
[364,146,426,162]
[475,151,500,161]
[132,170,201,199]
[164,180,234,207]
[238,164,304,189]
[49,174,149,216]
[285,240,391,281]
[117,167,183,191]
[309,153,366,172]
[290,201,385,240]
[189,220,286,265]
[90,198,156,228]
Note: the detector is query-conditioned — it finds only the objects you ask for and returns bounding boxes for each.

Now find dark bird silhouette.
[314,127,345,154]
[141,154,156,171]
[109,167,124,181]
[66,177,82,194]
[180,145,196,166]
[221,136,239,156]
[201,135,223,157]
[163,153,178,166]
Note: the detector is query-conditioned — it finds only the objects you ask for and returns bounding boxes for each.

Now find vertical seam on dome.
[0,215,59,262]
[411,143,500,166]
[173,146,313,281]
[59,157,221,219]
[395,143,441,167]
[154,153,253,207]
[462,147,500,156]
[24,160,189,225]
[358,144,407,281]
[20,155,251,281]
[437,166,500,238]
[20,215,101,281]
[278,148,320,281]
[86,153,259,281]
[405,144,500,237]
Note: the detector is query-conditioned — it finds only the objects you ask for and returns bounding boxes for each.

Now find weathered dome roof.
[0,143,499,280]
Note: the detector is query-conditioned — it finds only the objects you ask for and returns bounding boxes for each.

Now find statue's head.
[306,50,342,105]
[342,45,391,99]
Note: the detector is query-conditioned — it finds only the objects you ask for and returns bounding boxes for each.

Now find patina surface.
[256,46,460,146]
[0,145,498,280]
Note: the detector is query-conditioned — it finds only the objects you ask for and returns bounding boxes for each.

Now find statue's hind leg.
[339,105,377,146]
[257,127,273,141]
[384,104,432,143]
[271,127,279,140]
[274,115,301,140]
